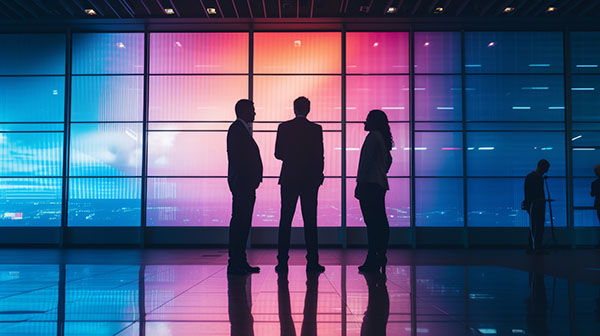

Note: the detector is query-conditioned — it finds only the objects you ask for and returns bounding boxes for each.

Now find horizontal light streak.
[573,148,596,151]
[512,106,531,110]
[571,135,582,141]
[465,64,482,67]
[442,147,462,150]
[575,64,598,68]
[571,87,596,91]
[478,147,495,150]
[548,106,565,110]
[382,106,405,110]
[436,107,454,110]
[528,63,550,67]
[521,86,549,90]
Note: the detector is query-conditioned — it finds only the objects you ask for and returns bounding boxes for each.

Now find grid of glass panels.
[0,34,65,227]
[1,29,598,232]
[68,33,144,226]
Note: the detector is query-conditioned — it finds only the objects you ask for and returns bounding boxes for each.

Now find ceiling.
[0,0,599,20]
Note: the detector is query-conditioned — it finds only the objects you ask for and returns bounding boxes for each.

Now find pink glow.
[253,76,341,122]
[149,33,249,74]
[149,76,248,121]
[442,147,462,150]
[346,123,410,177]
[147,132,227,176]
[346,32,409,74]
[254,131,341,177]
[347,178,410,227]
[346,76,410,121]
[254,32,341,74]
[254,178,341,227]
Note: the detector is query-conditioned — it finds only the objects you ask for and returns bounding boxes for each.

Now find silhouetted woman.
[355,110,393,274]
[592,164,600,225]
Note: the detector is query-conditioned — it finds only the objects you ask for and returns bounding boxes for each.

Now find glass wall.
[0,29,598,234]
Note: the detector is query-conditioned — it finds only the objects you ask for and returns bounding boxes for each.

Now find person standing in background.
[592,164,600,225]
[524,159,550,255]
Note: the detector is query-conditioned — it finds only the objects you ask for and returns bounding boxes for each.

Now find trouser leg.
[278,184,299,264]
[530,201,546,251]
[300,185,320,264]
[229,189,255,265]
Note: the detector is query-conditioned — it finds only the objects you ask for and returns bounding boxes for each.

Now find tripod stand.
[544,176,558,248]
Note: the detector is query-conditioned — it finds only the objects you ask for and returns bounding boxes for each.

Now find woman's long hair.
[365,109,393,151]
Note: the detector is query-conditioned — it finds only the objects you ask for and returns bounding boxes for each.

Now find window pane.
[346,32,409,74]
[254,178,341,227]
[575,210,598,227]
[147,131,227,177]
[465,32,563,73]
[71,76,143,121]
[72,33,144,74]
[467,132,565,176]
[571,32,600,73]
[416,178,464,227]
[0,132,63,176]
[254,130,341,177]
[573,147,600,177]
[468,178,566,227]
[346,76,409,121]
[147,178,231,227]
[70,123,142,176]
[414,32,461,74]
[415,132,463,176]
[150,33,248,74]
[0,34,65,75]
[346,123,410,177]
[573,177,596,207]
[253,76,341,122]
[347,178,409,227]
[415,75,462,121]
[149,76,247,121]
[572,75,600,122]
[0,178,61,227]
[465,75,564,121]
[254,32,341,74]
[68,178,141,227]
[0,77,64,122]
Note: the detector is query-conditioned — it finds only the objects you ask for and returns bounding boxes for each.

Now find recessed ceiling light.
[503,7,515,13]
[488,42,495,47]
[546,7,557,12]
[434,7,444,14]
[386,7,397,14]
[424,42,430,46]
[84,8,97,15]
[116,42,125,48]
[175,41,182,47]
[294,40,301,47]
[164,8,175,15]
[373,42,379,47]
[207,7,217,15]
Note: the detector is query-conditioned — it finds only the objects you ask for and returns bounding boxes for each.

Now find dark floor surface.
[0,248,598,335]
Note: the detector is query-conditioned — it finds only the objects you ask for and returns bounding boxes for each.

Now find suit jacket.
[592,178,600,209]
[275,117,324,186]
[227,120,263,191]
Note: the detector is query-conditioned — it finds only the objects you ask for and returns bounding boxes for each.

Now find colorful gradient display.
[3,30,595,227]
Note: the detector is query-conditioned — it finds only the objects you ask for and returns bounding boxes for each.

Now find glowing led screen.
[2,30,596,228]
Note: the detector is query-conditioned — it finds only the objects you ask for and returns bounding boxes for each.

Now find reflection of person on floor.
[524,159,550,255]
[361,272,389,336]
[275,96,325,274]
[526,272,549,336]
[592,164,600,225]
[277,272,320,336]
[228,273,255,336]
[356,110,393,274]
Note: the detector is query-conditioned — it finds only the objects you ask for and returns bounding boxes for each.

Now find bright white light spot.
[478,147,495,150]
[571,135,582,141]
[175,41,182,47]
[424,42,430,46]
[294,40,301,47]
[116,42,125,48]
[373,42,379,47]
[487,42,495,47]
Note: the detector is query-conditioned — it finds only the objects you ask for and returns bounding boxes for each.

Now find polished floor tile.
[0,249,598,335]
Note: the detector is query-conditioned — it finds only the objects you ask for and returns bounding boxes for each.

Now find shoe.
[227,264,248,275]
[306,263,325,273]
[244,263,260,273]
[275,263,289,273]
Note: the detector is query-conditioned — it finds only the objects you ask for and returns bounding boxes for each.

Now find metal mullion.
[409,25,416,248]
[140,26,150,248]
[564,28,575,247]
[461,30,468,248]
[60,28,72,248]
[341,24,347,248]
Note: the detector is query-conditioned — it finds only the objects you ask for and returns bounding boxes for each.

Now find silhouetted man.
[275,97,325,273]
[524,159,550,255]
[227,99,262,275]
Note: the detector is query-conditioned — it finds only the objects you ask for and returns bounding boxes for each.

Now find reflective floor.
[0,249,599,335]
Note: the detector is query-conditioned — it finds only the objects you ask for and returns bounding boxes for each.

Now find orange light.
[85,8,97,15]
[164,8,175,15]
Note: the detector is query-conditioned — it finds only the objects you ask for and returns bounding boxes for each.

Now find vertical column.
[410,264,417,336]
[57,264,66,336]
[60,28,72,248]
[563,29,575,248]
[409,26,416,248]
[341,25,347,248]
[460,30,469,248]
[140,27,150,248]
[138,265,146,336]
[248,25,254,249]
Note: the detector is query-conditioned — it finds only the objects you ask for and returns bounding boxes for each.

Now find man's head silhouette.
[294,96,310,117]
[235,99,255,123]
[536,159,550,176]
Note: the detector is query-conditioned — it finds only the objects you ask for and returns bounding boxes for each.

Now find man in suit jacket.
[274,96,325,273]
[227,99,263,275]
